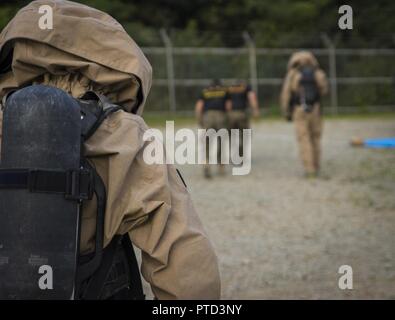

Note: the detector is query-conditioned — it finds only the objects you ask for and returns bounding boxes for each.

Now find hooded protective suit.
[0,0,220,299]
[280,51,328,175]
[280,51,328,118]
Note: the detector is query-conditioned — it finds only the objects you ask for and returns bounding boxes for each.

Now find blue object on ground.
[364,137,395,148]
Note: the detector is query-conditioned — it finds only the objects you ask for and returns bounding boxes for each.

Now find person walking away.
[280,51,328,177]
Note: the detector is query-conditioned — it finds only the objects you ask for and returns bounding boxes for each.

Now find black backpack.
[289,66,320,113]
[0,85,144,300]
[298,66,320,110]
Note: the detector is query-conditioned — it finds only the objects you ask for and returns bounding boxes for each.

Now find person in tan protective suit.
[0,0,220,299]
[280,51,329,177]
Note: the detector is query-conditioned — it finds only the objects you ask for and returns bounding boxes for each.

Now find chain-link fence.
[142,31,395,115]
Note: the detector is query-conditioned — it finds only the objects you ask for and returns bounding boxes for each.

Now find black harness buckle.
[27,169,41,193]
[65,169,94,201]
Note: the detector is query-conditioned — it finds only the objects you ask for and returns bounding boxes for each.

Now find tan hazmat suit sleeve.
[82,111,221,300]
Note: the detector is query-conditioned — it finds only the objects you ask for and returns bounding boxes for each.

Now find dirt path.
[141,118,395,299]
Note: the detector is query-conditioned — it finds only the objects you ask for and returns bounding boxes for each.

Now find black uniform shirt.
[200,86,229,112]
[228,84,252,110]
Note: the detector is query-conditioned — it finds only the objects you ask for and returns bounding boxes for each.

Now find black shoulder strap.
[120,234,145,300]
[75,160,106,283]
[76,92,121,286]
[76,92,144,300]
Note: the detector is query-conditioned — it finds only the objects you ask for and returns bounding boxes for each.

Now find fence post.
[321,34,338,114]
[243,32,259,97]
[160,28,176,112]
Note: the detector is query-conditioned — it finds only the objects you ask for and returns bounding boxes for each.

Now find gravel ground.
[142,118,395,299]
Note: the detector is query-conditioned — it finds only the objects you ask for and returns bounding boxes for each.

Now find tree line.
[0,0,394,48]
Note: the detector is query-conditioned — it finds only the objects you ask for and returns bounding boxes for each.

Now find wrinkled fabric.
[0,0,221,300]
[0,0,151,114]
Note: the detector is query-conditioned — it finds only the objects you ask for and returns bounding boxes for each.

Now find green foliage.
[1,0,394,47]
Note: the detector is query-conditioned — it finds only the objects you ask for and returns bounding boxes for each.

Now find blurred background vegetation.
[1,0,395,47]
[1,0,395,114]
